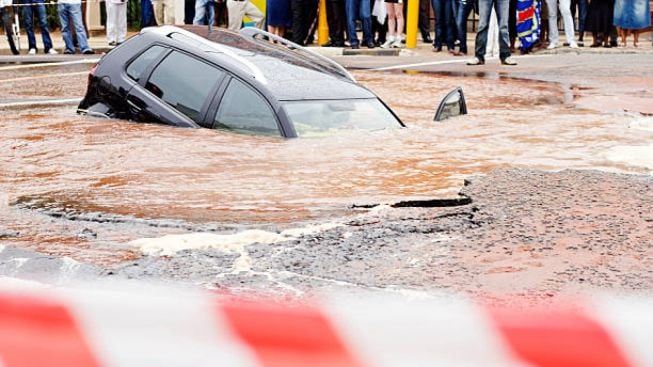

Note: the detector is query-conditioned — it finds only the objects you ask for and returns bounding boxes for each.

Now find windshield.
[283,99,402,137]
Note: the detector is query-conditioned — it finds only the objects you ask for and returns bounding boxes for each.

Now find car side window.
[145,51,224,123]
[126,45,165,82]
[213,79,279,136]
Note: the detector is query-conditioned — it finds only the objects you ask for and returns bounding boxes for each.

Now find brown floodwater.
[1,65,651,263]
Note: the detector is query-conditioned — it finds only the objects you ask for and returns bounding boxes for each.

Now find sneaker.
[569,42,579,49]
[46,49,58,55]
[64,49,75,54]
[108,41,117,46]
[82,49,95,55]
[466,57,484,65]
[28,48,36,55]
[546,43,557,50]
[391,39,403,48]
[380,37,394,49]
[501,57,518,66]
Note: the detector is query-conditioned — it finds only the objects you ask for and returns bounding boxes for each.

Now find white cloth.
[58,0,81,4]
[0,0,13,8]
[226,0,264,31]
[485,8,499,58]
[152,0,176,25]
[546,0,575,45]
[372,0,386,24]
[106,1,127,43]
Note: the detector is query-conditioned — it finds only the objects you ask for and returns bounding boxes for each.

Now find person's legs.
[153,0,164,25]
[386,3,397,39]
[23,1,36,51]
[107,1,116,43]
[495,0,511,60]
[432,0,444,48]
[618,27,626,46]
[32,2,53,51]
[58,4,75,53]
[395,2,404,38]
[418,0,431,40]
[117,3,127,42]
[359,0,373,45]
[192,0,207,24]
[227,0,245,30]
[577,0,587,41]
[545,0,558,46]
[558,0,575,45]
[345,0,360,47]
[69,4,91,52]
[474,0,491,60]
[326,0,346,44]
[632,29,639,47]
[455,0,472,53]
[443,0,454,49]
[164,0,176,24]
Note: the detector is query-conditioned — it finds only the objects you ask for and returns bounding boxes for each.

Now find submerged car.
[78,26,405,138]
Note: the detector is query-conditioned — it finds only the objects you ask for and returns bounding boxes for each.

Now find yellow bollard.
[318,0,330,46]
[405,0,419,48]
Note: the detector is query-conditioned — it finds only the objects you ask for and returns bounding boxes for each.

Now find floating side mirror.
[434,87,467,121]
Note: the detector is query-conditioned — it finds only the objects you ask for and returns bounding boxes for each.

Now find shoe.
[380,37,394,49]
[546,43,557,50]
[466,57,484,65]
[452,50,467,56]
[351,44,360,49]
[108,41,117,46]
[501,57,517,66]
[422,35,433,43]
[64,49,75,54]
[366,41,375,49]
[28,48,36,55]
[46,49,58,55]
[391,38,403,48]
[82,49,95,55]
[569,42,579,49]
[433,46,442,52]
[589,43,601,48]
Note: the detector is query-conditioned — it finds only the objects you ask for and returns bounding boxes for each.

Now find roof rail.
[238,27,356,83]
[142,26,268,84]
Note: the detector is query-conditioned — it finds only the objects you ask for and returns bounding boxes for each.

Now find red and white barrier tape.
[0,283,652,367]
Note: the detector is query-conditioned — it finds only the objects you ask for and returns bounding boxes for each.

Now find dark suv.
[78,26,404,138]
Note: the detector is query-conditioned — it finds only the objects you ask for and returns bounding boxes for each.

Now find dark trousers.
[432,0,455,49]
[291,0,317,45]
[22,0,53,51]
[418,0,431,38]
[475,0,510,60]
[570,0,587,35]
[141,0,156,27]
[455,0,474,53]
[326,0,346,44]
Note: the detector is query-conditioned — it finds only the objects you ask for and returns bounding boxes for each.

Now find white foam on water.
[605,145,653,172]
[629,117,653,132]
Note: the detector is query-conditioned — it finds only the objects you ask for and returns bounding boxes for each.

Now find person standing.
[324,0,346,46]
[346,0,374,48]
[431,0,454,51]
[516,0,541,53]
[106,0,127,46]
[544,0,578,48]
[418,0,433,42]
[226,0,264,31]
[193,0,215,27]
[141,0,156,27]
[381,0,403,47]
[22,0,56,54]
[467,0,517,65]
[585,0,614,47]
[613,0,651,47]
[291,0,317,44]
[153,0,176,25]
[58,0,94,54]
[570,0,587,43]
[453,0,474,55]
[267,0,292,37]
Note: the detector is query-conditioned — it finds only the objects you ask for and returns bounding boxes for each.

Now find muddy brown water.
[1,65,651,265]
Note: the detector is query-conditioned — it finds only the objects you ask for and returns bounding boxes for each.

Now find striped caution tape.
[1,282,653,366]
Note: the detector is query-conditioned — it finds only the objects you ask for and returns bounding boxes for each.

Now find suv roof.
[140,26,375,101]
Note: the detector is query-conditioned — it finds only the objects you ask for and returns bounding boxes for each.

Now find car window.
[126,45,165,82]
[145,51,223,123]
[213,78,279,136]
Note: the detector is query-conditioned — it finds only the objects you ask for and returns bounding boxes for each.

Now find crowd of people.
[2,0,650,59]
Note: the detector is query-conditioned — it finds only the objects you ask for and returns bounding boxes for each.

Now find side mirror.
[434,87,467,121]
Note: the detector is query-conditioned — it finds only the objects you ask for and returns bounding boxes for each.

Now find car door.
[126,49,226,127]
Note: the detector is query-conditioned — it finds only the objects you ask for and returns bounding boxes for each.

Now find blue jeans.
[345,0,372,46]
[455,0,474,53]
[58,3,91,53]
[192,0,215,26]
[431,0,454,49]
[141,0,156,27]
[570,0,587,35]
[474,0,510,60]
[22,0,53,51]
